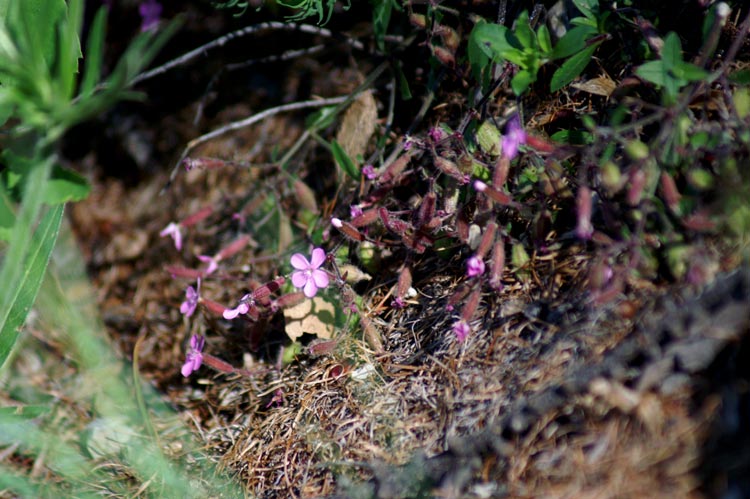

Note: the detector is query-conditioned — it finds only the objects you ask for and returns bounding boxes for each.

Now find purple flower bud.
[181,335,204,377]
[453,320,470,342]
[466,256,485,277]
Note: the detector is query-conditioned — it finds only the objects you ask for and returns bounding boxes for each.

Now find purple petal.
[311,269,329,289]
[223,307,242,320]
[180,301,195,317]
[290,253,310,270]
[303,279,318,298]
[181,361,194,377]
[310,248,326,269]
[291,271,308,288]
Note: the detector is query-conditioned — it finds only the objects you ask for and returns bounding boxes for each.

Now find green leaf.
[468,20,491,82]
[661,32,682,71]
[672,61,709,82]
[371,0,394,52]
[537,24,552,55]
[331,139,360,181]
[473,23,522,62]
[572,0,597,19]
[511,69,535,95]
[551,25,596,59]
[729,68,750,85]
[43,165,91,204]
[79,6,107,96]
[0,203,63,369]
[0,186,14,241]
[636,60,669,87]
[550,44,597,92]
[513,11,536,49]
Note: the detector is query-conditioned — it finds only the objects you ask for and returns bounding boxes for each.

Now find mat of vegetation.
[2,1,750,498]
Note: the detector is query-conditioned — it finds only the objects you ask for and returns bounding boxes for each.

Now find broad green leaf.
[636,60,668,87]
[511,69,535,95]
[552,25,596,59]
[0,203,63,369]
[662,32,682,71]
[473,23,518,60]
[673,61,709,82]
[331,139,360,181]
[514,11,536,50]
[551,44,597,92]
[43,165,91,204]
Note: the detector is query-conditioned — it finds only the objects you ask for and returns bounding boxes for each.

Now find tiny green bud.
[625,140,650,161]
[476,121,502,156]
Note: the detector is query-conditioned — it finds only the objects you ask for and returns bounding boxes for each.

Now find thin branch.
[165,96,349,190]
[131,21,364,87]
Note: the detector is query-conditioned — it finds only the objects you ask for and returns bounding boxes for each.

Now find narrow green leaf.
[572,0,596,19]
[79,6,105,96]
[551,44,597,92]
[662,32,682,71]
[331,139,360,181]
[537,24,552,55]
[0,203,63,368]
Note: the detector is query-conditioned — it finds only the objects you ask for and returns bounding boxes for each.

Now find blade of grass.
[0,154,58,369]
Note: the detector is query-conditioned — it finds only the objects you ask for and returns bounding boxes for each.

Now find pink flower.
[453,320,470,342]
[160,222,183,251]
[290,248,330,298]
[466,255,485,277]
[198,255,218,275]
[361,165,377,180]
[223,294,251,320]
[502,114,527,160]
[180,279,201,317]
[181,335,204,377]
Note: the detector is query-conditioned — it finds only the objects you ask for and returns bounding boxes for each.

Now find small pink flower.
[198,255,218,275]
[428,126,446,143]
[361,165,377,180]
[392,296,405,309]
[502,114,527,160]
[453,320,470,342]
[181,335,204,377]
[466,255,485,277]
[223,294,251,320]
[290,248,330,298]
[160,222,183,251]
[350,205,364,218]
[180,279,201,317]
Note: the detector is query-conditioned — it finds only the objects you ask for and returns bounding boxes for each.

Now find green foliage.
[636,32,709,104]
[331,139,361,181]
[276,0,350,25]
[0,0,176,369]
[469,7,607,96]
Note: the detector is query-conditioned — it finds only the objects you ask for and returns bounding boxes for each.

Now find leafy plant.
[636,31,709,104]
[469,1,609,95]
[0,0,175,368]
[276,0,350,24]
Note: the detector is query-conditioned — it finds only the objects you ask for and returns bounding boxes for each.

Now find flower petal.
[181,361,193,377]
[303,279,318,298]
[310,248,326,268]
[290,253,310,270]
[291,271,308,288]
[311,269,329,289]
